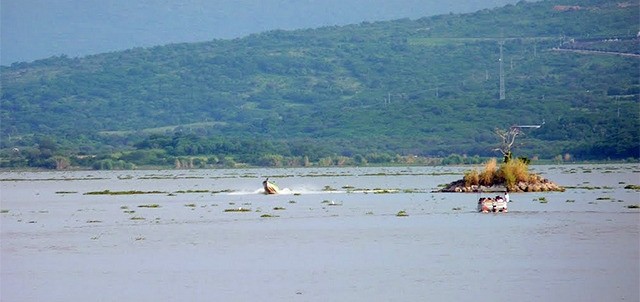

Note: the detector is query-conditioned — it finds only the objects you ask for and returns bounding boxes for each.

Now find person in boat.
[504,189,510,203]
[262,178,279,194]
[494,195,507,212]
[478,197,492,213]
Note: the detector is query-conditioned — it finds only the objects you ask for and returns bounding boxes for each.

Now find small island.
[439,126,564,193]
[438,157,564,193]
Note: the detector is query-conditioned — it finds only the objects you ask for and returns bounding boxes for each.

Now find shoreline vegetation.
[0,155,637,173]
[438,158,565,193]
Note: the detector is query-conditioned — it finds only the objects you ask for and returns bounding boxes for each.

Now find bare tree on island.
[493,127,521,163]
[440,121,564,193]
[494,122,544,163]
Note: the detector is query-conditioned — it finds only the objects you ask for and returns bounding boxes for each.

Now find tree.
[493,127,521,163]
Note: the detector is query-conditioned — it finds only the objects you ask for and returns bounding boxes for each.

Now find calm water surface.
[1,164,639,302]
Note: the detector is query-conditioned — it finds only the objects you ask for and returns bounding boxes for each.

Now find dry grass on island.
[439,158,564,193]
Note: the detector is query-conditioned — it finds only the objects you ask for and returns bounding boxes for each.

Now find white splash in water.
[227,187,345,195]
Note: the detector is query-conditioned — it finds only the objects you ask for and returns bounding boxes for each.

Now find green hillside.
[1,0,638,169]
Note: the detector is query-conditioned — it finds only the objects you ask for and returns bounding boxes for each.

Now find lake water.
[1,164,639,301]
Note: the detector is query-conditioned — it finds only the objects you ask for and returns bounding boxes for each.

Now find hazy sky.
[1,0,524,65]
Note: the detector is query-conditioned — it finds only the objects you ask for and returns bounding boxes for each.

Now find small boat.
[262,178,280,195]
[478,196,508,213]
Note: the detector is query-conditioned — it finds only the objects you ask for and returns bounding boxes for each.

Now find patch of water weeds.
[84,190,166,195]
[373,189,400,194]
[138,204,161,208]
[323,185,338,192]
[1,177,107,182]
[536,197,548,203]
[139,176,204,180]
[322,200,342,206]
[624,184,640,191]
[175,190,210,194]
[564,186,603,190]
[396,210,409,217]
[224,207,251,212]
[304,173,354,177]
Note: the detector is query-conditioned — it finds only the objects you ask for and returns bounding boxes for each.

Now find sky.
[1,0,524,65]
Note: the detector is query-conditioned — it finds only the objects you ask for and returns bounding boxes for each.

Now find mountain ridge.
[1,0,638,168]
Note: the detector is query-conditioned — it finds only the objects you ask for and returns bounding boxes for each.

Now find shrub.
[498,158,529,187]
[463,157,535,188]
[479,158,498,186]
[464,169,480,186]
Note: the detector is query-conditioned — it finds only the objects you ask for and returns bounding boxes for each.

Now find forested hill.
[1,0,639,169]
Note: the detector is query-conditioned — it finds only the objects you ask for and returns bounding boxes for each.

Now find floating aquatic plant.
[536,197,548,203]
[84,190,166,195]
[373,189,399,194]
[175,189,211,194]
[224,207,251,212]
[138,204,161,208]
[323,186,337,191]
[321,200,342,206]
